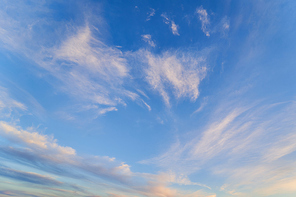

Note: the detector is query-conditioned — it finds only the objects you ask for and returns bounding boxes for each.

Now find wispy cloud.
[0,89,212,197]
[161,14,180,36]
[53,25,128,80]
[146,8,156,21]
[0,121,176,196]
[42,24,132,108]
[0,190,41,197]
[0,87,27,120]
[192,96,208,115]
[141,34,156,47]
[211,16,230,37]
[138,49,208,106]
[143,99,296,195]
[0,1,150,117]
[0,166,62,187]
[196,6,210,37]
[170,21,180,36]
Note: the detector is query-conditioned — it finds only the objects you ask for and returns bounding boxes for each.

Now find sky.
[0,0,296,196]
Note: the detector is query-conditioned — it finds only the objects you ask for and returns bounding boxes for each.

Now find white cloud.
[262,133,296,162]
[146,8,155,21]
[214,16,230,37]
[139,50,208,106]
[196,6,210,36]
[161,14,180,36]
[99,107,118,115]
[143,100,296,196]
[0,2,151,116]
[43,24,133,108]
[161,14,170,25]
[142,100,151,111]
[141,34,156,47]
[54,25,128,80]
[0,121,76,158]
[171,21,180,36]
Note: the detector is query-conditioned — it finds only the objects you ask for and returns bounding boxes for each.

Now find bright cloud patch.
[141,34,156,47]
[196,6,210,36]
[161,13,180,36]
[54,25,128,80]
[45,24,133,107]
[141,50,207,106]
[0,122,76,156]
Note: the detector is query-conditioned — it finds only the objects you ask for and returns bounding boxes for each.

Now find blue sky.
[0,0,296,196]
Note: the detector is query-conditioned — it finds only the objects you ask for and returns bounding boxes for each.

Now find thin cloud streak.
[0,166,62,186]
[143,99,296,195]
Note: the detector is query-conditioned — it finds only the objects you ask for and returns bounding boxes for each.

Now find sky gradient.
[0,0,296,196]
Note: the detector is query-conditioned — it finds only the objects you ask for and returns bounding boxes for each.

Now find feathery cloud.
[139,49,208,106]
[0,2,149,116]
[143,99,296,195]
[196,6,210,36]
[141,34,156,47]
[161,14,180,36]
[146,8,156,21]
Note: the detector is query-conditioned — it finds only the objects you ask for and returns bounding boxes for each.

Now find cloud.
[0,166,62,186]
[192,96,208,115]
[141,34,156,47]
[0,92,213,197]
[53,25,128,80]
[170,21,180,36]
[146,8,156,21]
[0,1,146,116]
[0,87,27,119]
[0,121,76,158]
[143,99,296,195]
[42,24,133,108]
[0,89,177,196]
[0,121,177,196]
[0,190,40,197]
[138,49,208,106]
[196,6,210,36]
[211,16,230,37]
[161,14,180,36]
[147,171,211,189]
[99,107,118,115]
[254,176,296,196]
